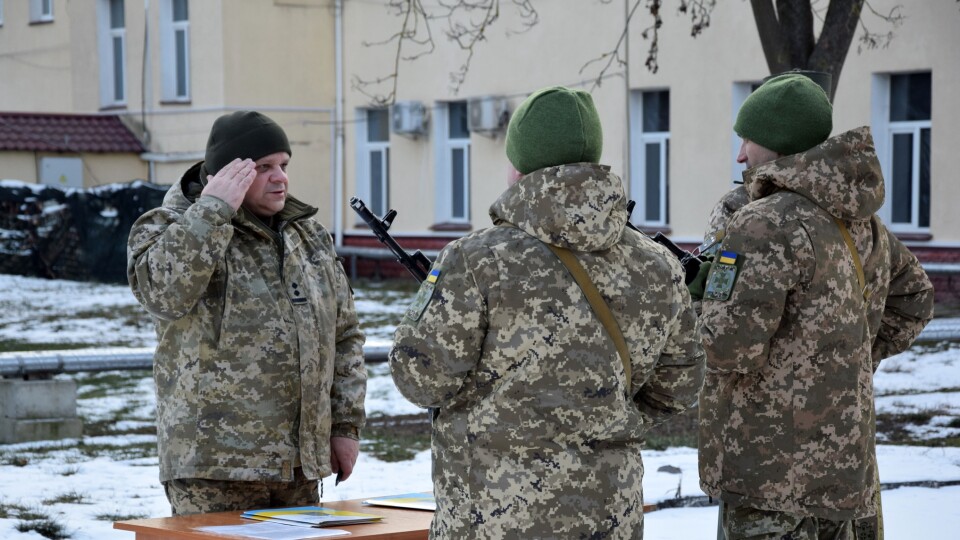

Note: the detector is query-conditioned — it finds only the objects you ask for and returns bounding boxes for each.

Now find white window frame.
[30,0,54,23]
[160,0,190,102]
[731,81,762,183]
[629,89,670,227]
[355,108,391,218]
[97,0,126,107]
[433,102,471,224]
[872,72,932,232]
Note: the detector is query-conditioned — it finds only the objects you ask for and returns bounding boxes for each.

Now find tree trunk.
[750,0,866,101]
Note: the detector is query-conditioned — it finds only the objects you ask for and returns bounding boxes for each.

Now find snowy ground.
[1,274,960,539]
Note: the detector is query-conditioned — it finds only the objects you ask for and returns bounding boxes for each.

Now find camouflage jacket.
[704,184,750,246]
[698,127,934,520]
[127,162,366,484]
[390,163,705,539]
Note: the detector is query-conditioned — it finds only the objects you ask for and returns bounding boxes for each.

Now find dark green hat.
[506,86,603,174]
[734,73,833,156]
[204,111,292,175]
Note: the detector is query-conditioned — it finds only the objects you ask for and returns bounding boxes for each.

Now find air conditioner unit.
[468,96,509,137]
[390,101,428,137]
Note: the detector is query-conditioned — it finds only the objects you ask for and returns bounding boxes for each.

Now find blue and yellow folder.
[362,492,437,511]
[241,506,383,527]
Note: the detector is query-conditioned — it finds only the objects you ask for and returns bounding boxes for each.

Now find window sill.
[159,99,192,106]
[29,19,54,26]
[430,222,472,232]
[99,104,128,112]
[894,232,933,242]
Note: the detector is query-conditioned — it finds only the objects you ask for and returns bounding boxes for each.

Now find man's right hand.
[201,158,256,211]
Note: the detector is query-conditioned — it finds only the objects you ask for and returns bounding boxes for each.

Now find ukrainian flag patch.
[718,250,738,265]
[405,267,442,322]
[704,251,742,301]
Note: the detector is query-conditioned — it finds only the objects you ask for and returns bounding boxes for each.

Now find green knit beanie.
[506,86,603,174]
[734,73,833,156]
[204,111,292,175]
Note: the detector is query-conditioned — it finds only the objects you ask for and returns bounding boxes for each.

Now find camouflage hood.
[489,163,627,251]
[743,126,884,221]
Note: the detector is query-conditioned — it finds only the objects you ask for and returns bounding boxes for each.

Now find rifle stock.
[349,197,432,283]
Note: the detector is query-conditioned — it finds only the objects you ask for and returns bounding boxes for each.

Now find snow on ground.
[2,274,960,539]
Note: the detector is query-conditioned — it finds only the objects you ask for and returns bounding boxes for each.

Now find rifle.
[626,200,716,285]
[349,197,433,283]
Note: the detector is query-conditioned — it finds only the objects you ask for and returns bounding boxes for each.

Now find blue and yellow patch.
[717,250,737,265]
[704,250,742,301]
[405,268,442,322]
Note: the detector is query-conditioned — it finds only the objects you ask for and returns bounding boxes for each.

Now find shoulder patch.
[405,268,441,322]
[704,251,741,301]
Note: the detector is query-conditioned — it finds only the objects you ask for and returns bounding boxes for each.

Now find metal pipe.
[1,345,391,378]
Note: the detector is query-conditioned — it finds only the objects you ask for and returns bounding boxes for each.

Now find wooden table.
[114,498,432,540]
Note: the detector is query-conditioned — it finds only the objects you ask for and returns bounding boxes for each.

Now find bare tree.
[355,0,912,104]
[351,0,539,105]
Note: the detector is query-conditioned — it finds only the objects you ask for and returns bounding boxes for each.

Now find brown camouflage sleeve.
[871,228,935,365]
[700,212,814,374]
[633,276,706,427]
[331,259,367,436]
[127,195,235,321]
[389,243,487,409]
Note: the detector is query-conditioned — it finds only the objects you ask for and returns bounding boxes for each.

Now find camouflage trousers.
[717,470,883,540]
[719,502,856,540]
[163,467,319,515]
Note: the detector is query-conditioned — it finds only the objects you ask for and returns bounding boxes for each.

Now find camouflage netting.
[0,180,168,283]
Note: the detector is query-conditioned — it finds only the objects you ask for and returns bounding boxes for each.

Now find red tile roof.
[0,112,146,153]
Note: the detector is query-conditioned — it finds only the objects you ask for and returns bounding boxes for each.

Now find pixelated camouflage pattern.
[390,163,705,539]
[721,502,854,540]
[128,161,366,484]
[699,127,934,520]
[704,185,750,245]
[163,467,319,515]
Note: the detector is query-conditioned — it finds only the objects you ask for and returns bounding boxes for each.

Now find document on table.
[196,521,350,539]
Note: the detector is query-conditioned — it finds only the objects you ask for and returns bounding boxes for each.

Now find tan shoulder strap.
[544,244,632,387]
[833,217,870,300]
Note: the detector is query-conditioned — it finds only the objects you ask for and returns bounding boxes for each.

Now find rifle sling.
[544,244,632,388]
[833,217,869,300]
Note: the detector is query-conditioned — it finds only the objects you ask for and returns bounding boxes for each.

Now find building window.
[160,0,190,101]
[873,72,931,231]
[356,108,391,218]
[630,90,670,226]
[731,81,763,182]
[434,101,471,223]
[30,0,54,23]
[98,0,126,107]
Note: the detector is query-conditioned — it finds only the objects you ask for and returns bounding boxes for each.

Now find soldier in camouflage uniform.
[389,86,705,539]
[127,111,366,515]
[696,74,935,539]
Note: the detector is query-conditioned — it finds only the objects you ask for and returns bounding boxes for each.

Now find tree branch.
[750,0,791,74]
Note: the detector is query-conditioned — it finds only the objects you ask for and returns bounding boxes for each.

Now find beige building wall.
[342,0,959,249]
[1,0,338,225]
[0,0,75,112]
[1,153,39,183]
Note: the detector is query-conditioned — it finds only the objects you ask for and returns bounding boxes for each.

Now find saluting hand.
[201,158,257,211]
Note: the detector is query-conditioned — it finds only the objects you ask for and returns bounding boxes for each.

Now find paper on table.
[196,521,350,539]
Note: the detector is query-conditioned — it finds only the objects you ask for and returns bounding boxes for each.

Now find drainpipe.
[334,0,345,248]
